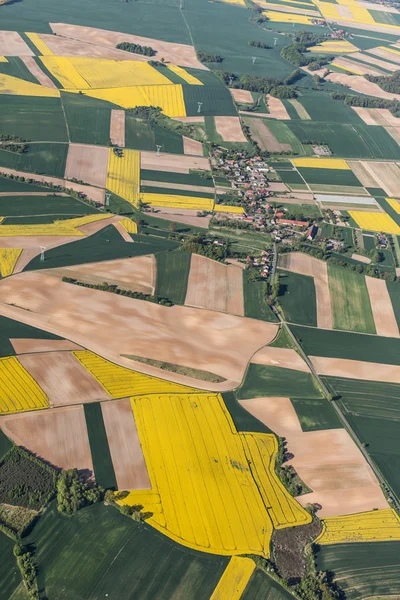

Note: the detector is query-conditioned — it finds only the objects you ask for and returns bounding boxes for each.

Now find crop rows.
[316,509,400,544]
[106,148,140,207]
[349,210,400,234]
[0,356,48,414]
[0,248,21,277]
[141,192,214,210]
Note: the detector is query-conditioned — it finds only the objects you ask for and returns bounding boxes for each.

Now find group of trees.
[116,41,156,56]
[248,40,271,49]
[331,91,400,117]
[197,50,223,63]
[366,70,400,95]
[280,31,333,71]
[61,277,174,306]
[57,469,104,516]
[13,544,39,600]
[181,233,229,260]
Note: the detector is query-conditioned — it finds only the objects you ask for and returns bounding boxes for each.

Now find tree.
[169,222,177,232]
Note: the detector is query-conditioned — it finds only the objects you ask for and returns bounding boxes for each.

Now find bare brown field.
[20,56,57,88]
[310,356,400,383]
[11,338,82,354]
[140,151,210,174]
[18,351,111,406]
[368,47,400,65]
[348,161,381,188]
[244,117,290,152]
[141,179,214,194]
[257,1,317,14]
[183,136,203,156]
[361,161,400,197]
[0,406,94,474]
[64,144,108,189]
[287,99,311,120]
[50,23,206,69]
[326,72,400,100]
[37,33,144,61]
[0,271,277,386]
[273,193,314,202]
[351,253,371,264]
[278,252,332,329]
[352,107,400,127]
[386,126,400,145]
[251,346,310,372]
[110,110,125,147]
[171,116,205,124]
[150,207,211,228]
[351,51,399,72]
[333,56,385,76]
[267,182,290,192]
[327,17,400,36]
[230,88,253,103]
[49,254,156,295]
[240,396,388,516]
[0,31,33,56]
[214,117,247,143]
[101,398,151,490]
[266,95,290,120]
[113,221,133,243]
[366,276,400,337]
[185,254,244,316]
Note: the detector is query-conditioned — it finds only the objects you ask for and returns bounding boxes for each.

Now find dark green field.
[0,56,39,83]
[237,364,323,400]
[278,271,317,327]
[0,96,68,142]
[0,176,50,193]
[243,269,278,323]
[0,194,99,217]
[62,93,112,146]
[222,392,273,434]
[0,431,12,461]
[84,403,117,490]
[242,569,294,600]
[183,85,237,117]
[387,281,400,331]
[125,116,184,154]
[296,167,361,186]
[141,185,214,198]
[290,398,342,431]
[316,542,400,600]
[0,532,21,600]
[275,169,305,185]
[141,169,213,187]
[0,143,69,178]
[155,251,191,304]
[0,314,62,358]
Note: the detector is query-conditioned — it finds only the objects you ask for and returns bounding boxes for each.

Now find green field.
[183,85,237,117]
[296,167,361,186]
[141,185,214,198]
[242,569,294,600]
[0,96,68,142]
[294,91,363,124]
[62,93,113,146]
[316,542,400,600]
[0,143,69,178]
[0,194,99,217]
[0,176,50,193]
[0,532,21,600]
[141,169,213,187]
[237,364,323,400]
[0,314,62,358]
[324,376,400,497]
[278,271,317,327]
[155,251,191,305]
[16,502,228,600]
[125,115,184,154]
[387,281,400,331]
[0,56,39,83]
[84,403,117,490]
[222,392,273,434]
[290,398,342,431]
[243,269,278,323]
[263,120,313,156]
[0,431,12,461]
[275,169,305,185]
[327,264,376,334]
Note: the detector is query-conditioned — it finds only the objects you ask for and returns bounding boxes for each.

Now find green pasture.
[387,282,400,331]
[141,185,214,198]
[0,194,99,217]
[275,169,304,185]
[17,502,228,600]
[290,324,400,364]
[290,398,342,431]
[0,176,50,193]
[141,213,208,234]
[262,121,312,156]
[222,392,273,435]
[209,224,271,253]
[154,124,184,154]
[0,315,61,358]
[237,364,322,400]
[316,542,400,600]
[295,91,363,124]
[0,143,69,178]
[62,93,112,146]
[183,85,237,117]
[296,167,361,186]
[141,169,213,187]
[0,533,21,600]
[155,251,191,304]
[278,271,317,327]
[0,56,38,83]
[0,96,68,142]
[242,569,294,600]
[84,403,117,490]
[327,263,376,333]
[243,270,278,323]
[268,326,293,349]
[125,116,184,154]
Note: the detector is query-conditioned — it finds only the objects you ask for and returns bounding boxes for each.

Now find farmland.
[155,251,191,304]
[237,364,323,399]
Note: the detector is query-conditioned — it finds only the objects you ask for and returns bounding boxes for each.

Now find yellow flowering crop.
[0,356,49,414]
[0,248,22,277]
[73,350,198,398]
[119,218,138,234]
[315,509,400,544]
[309,40,357,53]
[314,2,342,19]
[25,32,54,55]
[219,0,246,5]
[292,158,350,169]
[166,65,203,85]
[141,193,214,211]
[386,198,400,215]
[262,10,317,24]
[214,205,244,214]
[106,148,140,207]
[0,214,111,237]
[0,57,8,63]
[331,60,364,75]
[210,557,255,600]
[384,46,400,56]
[0,73,60,98]
[349,211,400,235]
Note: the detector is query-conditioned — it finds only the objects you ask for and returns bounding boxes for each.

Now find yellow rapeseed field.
[0,214,111,237]
[119,218,138,234]
[262,10,317,23]
[241,433,312,529]
[166,65,203,85]
[349,211,400,235]
[0,356,49,414]
[210,557,255,600]
[292,158,350,169]
[73,351,198,397]
[384,45,400,56]
[25,32,54,55]
[0,248,22,277]
[0,73,60,98]
[219,0,246,5]
[331,60,364,75]
[315,509,400,544]
[0,57,8,63]
[106,149,140,207]
[141,193,214,211]
[214,205,244,214]
[386,198,400,215]
[313,1,341,19]
[309,40,358,53]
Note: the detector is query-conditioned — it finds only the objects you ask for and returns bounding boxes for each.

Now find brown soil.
[351,52,399,72]
[214,117,247,143]
[244,117,290,152]
[348,161,381,188]
[267,182,290,192]
[327,17,400,36]
[38,33,147,61]
[273,193,314,202]
[333,56,385,76]
[251,346,310,372]
[0,31,33,56]
[149,208,211,228]
[266,95,290,120]
[351,253,371,264]
[272,519,322,580]
[185,254,244,316]
[353,107,400,127]
[110,110,125,147]
[18,351,111,406]
[101,398,151,490]
[230,88,253,103]
[77,214,123,235]
[0,271,277,385]
[64,143,108,189]
[326,73,400,100]
[141,179,214,194]
[140,151,210,174]
[20,57,57,88]
[11,338,83,354]
[385,126,400,145]
[361,161,400,197]
[365,276,400,337]
[369,47,400,65]
[183,137,203,156]
[113,221,134,243]
[0,406,94,474]
[310,355,400,383]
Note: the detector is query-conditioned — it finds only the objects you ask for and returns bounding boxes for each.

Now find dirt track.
[310,356,400,383]
[365,276,400,338]
[64,144,108,189]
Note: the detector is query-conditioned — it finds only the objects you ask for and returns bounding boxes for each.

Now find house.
[307,224,318,241]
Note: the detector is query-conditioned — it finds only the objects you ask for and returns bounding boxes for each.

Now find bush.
[57,469,104,515]
[116,42,156,56]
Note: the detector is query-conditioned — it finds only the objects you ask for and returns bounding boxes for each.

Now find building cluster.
[215,152,273,205]
[246,249,274,278]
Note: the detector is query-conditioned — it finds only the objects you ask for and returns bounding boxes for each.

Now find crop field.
[0,213,111,237]
[155,251,191,305]
[84,402,117,489]
[237,364,322,399]
[126,116,184,154]
[0,96,68,142]
[349,210,400,234]
[316,509,400,544]
[0,143,69,178]
[0,532,20,600]
[0,56,40,84]
[296,167,361,187]
[141,192,214,210]
[278,271,317,326]
[290,397,342,431]
[62,93,112,145]
[316,541,400,600]
[0,356,48,414]
[0,314,62,358]
[210,556,255,600]
[241,569,294,600]
[0,194,99,217]
[183,85,237,117]
[243,269,278,323]
[106,148,140,207]
[0,248,21,278]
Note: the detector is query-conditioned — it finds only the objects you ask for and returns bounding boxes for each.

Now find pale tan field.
[50,23,206,69]
[49,255,156,295]
[333,56,385,76]
[365,276,400,337]
[230,88,253,103]
[185,254,244,316]
[251,346,310,372]
[287,99,311,120]
[278,253,333,329]
[64,144,108,188]
[326,17,400,36]
[140,151,210,174]
[0,271,277,386]
[101,398,151,490]
[150,207,212,228]
[11,338,83,354]
[348,161,381,188]
[326,72,400,100]
[244,117,291,152]
[113,221,134,243]
[171,116,205,124]
[214,117,247,142]
[351,52,399,72]
[183,136,204,156]
[110,110,125,147]
[351,253,371,264]
[20,57,57,88]
[369,47,400,65]
[18,351,111,406]
[360,161,400,197]
[353,107,400,127]
[78,214,123,235]
[36,34,145,61]
[386,126,400,145]
[266,95,290,119]
[267,182,290,192]
[141,179,215,194]
[0,406,94,474]
[240,396,388,516]
[0,31,33,56]
[310,356,400,383]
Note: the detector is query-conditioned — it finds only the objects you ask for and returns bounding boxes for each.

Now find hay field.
[106,148,140,207]
[140,151,210,173]
[0,356,48,414]
[230,88,253,103]
[316,509,400,544]
[64,143,108,188]
[311,356,400,383]
[352,161,400,197]
[183,136,203,156]
[266,95,290,119]
[365,276,399,337]
[185,254,244,316]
